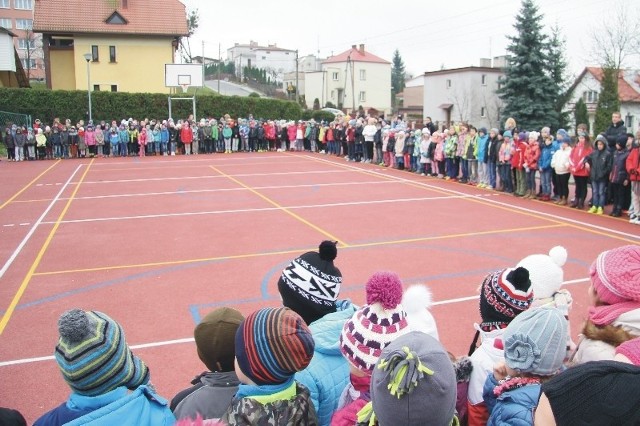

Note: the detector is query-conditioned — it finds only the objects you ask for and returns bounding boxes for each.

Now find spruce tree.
[574,98,589,133]
[391,49,406,96]
[497,0,556,130]
[593,67,620,135]
[547,25,571,132]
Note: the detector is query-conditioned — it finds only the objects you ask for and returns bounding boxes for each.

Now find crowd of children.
[4,112,640,225]
[2,241,638,426]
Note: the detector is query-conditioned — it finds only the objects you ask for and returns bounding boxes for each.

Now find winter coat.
[330,375,370,426]
[524,141,540,170]
[456,133,467,157]
[420,139,431,163]
[34,386,175,426]
[14,131,26,148]
[444,136,457,159]
[627,146,640,182]
[434,141,444,162]
[138,130,147,146]
[222,127,232,139]
[483,375,540,426]
[295,302,356,426]
[180,126,193,144]
[539,142,555,171]
[477,134,489,163]
[569,141,592,177]
[84,129,96,146]
[572,308,640,364]
[610,149,630,184]
[463,134,477,160]
[604,120,627,150]
[498,141,511,164]
[585,146,612,182]
[95,129,105,145]
[221,382,318,426]
[362,125,376,142]
[394,134,405,157]
[171,371,239,422]
[551,146,571,175]
[510,141,526,169]
[486,137,500,163]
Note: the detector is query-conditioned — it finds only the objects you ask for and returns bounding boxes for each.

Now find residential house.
[33,0,188,93]
[305,44,391,116]
[397,75,424,120]
[0,0,45,81]
[566,67,640,134]
[422,57,506,130]
[227,41,296,82]
[0,26,29,87]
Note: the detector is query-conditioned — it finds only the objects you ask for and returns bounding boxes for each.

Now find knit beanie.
[542,360,640,425]
[234,307,314,385]
[402,285,439,340]
[194,307,243,372]
[615,337,640,366]
[503,306,567,375]
[517,246,568,299]
[277,241,342,325]
[55,309,150,396]
[368,331,456,426]
[590,245,640,306]
[340,271,410,374]
[503,130,512,139]
[479,267,533,329]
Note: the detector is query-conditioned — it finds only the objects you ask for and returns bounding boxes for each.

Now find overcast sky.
[182,0,636,79]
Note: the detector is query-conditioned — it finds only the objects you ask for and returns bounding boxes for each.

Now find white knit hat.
[402,285,439,340]
[517,246,568,299]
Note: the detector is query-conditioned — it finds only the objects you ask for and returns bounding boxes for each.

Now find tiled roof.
[586,66,640,103]
[323,46,390,65]
[33,0,189,36]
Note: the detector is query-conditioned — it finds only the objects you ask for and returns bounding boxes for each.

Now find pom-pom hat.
[402,285,439,340]
[479,267,533,329]
[55,309,150,396]
[517,246,568,299]
[340,271,410,374]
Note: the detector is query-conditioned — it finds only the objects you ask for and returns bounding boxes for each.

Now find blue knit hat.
[503,130,512,138]
[55,309,150,396]
[503,306,567,376]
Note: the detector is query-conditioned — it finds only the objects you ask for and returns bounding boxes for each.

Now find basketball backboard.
[164,63,204,88]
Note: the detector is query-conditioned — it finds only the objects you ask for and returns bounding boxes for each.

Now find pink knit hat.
[616,337,640,366]
[339,271,410,374]
[590,245,640,305]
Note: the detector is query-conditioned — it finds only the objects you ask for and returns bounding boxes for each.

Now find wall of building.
[50,48,74,89]
[0,34,15,71]
[1,2,46,80]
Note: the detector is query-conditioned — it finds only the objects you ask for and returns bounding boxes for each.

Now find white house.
[0,27,29,87]
[566,67,640,135]
[422,57,506,130]
[304,44,391,116]
[227,40,296,81]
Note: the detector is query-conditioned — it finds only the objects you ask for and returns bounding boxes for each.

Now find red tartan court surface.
[0,152,638,423]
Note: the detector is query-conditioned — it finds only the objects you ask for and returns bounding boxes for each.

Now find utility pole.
[217,43,221,94]
[295,49,299,105]
[202,40,205,85]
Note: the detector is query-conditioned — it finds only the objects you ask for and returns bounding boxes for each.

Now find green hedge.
[0,88,303,124]
[301,110,337,123]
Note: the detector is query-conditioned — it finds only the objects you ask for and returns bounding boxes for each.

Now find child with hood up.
[585,134,612,215]
[419,129,431,176]
[476,127,490,188]
[394,131,406,170]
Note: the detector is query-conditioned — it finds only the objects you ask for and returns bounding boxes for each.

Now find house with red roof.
[566,67,640,134]
[304,44,391,115]
[33,0,188,93]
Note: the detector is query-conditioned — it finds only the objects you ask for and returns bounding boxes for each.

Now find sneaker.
[596,207,604,215]
[588,206,597,214]
[632,218,640,225]
[421,173,425,176]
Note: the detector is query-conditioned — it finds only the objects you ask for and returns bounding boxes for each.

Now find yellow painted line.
[0,160,60,210]
[33,223,566,277]
[209,165,349,247]
[0,159,94,335]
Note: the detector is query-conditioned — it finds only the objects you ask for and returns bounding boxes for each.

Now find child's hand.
[493,362,509,381]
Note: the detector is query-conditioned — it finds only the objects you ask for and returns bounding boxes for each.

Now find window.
[262,56,266,60]
[583,90,598,103]
[446,79,451,88]
[111,85,118,92]
[332,72,338,81]
[109,45,116,62]
[359,91,366,102]
[15,18,32,29]
[21,58,36,69]
[627,114,634,131]
[330,90,335,100]
[359,69,366,81]
[93,84,100,91]
[14,0,32,9]
[481,74,487,85]
[91,45,99,62]
[497,81,503,90]
[18,38,35,49]
[481,107,486,117]
[0,18,11,28]
[0,0,9,8]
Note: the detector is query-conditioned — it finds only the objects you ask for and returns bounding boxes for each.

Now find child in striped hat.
[221,307,317,425]
[331,271,410,426]
[34,309,174,426]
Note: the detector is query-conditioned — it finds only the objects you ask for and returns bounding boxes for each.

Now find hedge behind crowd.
[0,88,304,125]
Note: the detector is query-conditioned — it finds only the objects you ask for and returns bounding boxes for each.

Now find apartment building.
[0,0,44,80]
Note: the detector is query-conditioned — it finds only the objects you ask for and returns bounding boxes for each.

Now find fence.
[0,110,32,129]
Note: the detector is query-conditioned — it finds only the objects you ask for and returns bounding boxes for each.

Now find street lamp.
[83,53,92,123]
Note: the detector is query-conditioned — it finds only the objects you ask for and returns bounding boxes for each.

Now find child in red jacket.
[523,131,541,199]
[626,132,640,224]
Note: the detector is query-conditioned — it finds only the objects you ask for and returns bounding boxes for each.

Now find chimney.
[359,44,365,54]
[352,44,357,50]
[479,58,491,67]
[121,0,127,8]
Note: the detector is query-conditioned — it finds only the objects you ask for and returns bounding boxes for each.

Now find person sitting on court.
[171,307,243,423]
[34,309,174,426]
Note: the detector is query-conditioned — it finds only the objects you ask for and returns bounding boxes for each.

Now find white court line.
[0,278,590,368]
[0,165,84,281]
[44,194,480,225]
[89,155,292,167]
[305,155,640,241]
[78,169,353,185]
[91,160,302,172]
[50,180,400,201]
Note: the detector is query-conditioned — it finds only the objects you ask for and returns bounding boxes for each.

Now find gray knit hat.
[503,306,567,376]
[368,331,457,426]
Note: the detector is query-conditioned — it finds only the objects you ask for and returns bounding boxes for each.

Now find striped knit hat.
[235,307,314,385]
[55,309,150,396]
[479,267,533,330]
[340,271,410,374]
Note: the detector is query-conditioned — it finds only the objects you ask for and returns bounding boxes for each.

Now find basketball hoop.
[180,84,189,93]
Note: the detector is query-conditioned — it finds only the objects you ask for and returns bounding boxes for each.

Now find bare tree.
[178,9,200,63]
[481,91,503,130]
[590,1,640,69]
[22,28,43,80]
[451,82,472,123]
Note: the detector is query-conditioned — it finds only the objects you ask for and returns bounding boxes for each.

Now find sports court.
[0,153,638,423]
